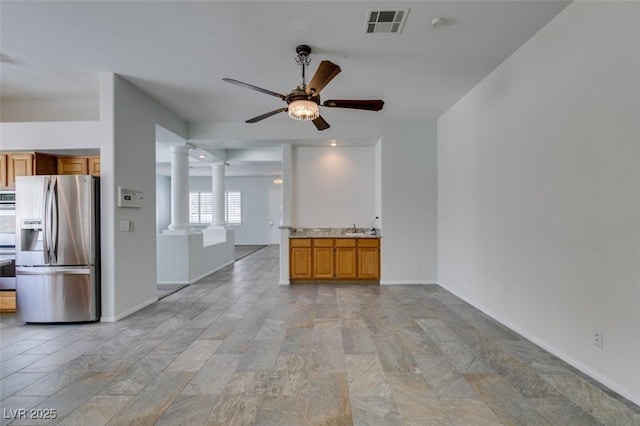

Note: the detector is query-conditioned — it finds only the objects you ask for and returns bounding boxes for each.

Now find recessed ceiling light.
[330,142,337,147]
[198,155,206,159]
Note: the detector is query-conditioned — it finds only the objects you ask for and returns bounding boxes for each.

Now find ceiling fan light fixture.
[288,99,319,121]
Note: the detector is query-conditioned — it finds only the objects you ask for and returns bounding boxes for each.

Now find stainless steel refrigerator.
[15,175,100,323]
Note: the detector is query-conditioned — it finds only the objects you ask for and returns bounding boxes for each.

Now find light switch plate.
[120,220,131,232]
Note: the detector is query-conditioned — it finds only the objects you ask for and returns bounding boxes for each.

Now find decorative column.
[166,145,191,233]
[210,163,226,228]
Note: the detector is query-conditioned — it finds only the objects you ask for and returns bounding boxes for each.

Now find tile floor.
[1,246,639,425]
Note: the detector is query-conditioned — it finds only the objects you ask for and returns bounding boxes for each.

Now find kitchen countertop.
[289,227,381,239]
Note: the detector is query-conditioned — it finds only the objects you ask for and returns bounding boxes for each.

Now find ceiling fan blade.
[323,99,384,111]
[246,107,288,123]
[306,61,341,95]
[312,115,330,131]
[222,78,286,100]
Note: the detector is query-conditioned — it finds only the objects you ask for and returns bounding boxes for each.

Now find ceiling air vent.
[365,9,408,35]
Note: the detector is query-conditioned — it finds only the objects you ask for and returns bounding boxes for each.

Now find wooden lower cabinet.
[335,239,357,279]
[0,291,16,312]
[313,239,334,279]
[290,239,312,279]
[358,246,380,280]
[290,237,380,281]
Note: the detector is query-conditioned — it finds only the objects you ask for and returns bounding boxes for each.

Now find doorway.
[268,188,282,245]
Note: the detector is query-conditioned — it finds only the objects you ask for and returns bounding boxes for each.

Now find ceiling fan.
[223,44,384,131]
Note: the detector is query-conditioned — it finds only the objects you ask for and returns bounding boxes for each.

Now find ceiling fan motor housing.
[286,88,319,105]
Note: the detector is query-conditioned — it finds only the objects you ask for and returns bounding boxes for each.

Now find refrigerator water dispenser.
[20,219,43,251]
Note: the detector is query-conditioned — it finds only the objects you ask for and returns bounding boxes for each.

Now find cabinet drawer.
[313,238,334,247]
[335,238,356,247]
[358,239,380,248]
[290,238,311,247]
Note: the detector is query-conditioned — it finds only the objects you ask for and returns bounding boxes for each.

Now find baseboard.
[157,280,188,285]
[279,280,290,285]
[100,296,158,323]
[380,280,439,285]
[438,281,640,407]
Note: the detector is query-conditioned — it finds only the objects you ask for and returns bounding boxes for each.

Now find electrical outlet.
[593,331,603,348]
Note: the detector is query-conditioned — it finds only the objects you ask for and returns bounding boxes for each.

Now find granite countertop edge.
[290,234,381,239]
[288,227,382,239]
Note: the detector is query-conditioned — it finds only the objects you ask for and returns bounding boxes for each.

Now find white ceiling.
[0,1,571,174]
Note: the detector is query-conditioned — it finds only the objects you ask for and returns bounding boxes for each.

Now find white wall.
[293,146,376,228]
[106,73,188,321]
[1,99,99,122]
[437,2,639,404]
[156,175,171,233]
[379,122,438,284]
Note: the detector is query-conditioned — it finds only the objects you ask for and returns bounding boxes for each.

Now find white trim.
[100,296,157,322]
[380,280,439,285]
[279,280,290,285]
[438,281,640,408]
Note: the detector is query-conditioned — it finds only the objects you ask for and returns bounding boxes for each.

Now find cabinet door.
[34,153,57,175]
[335,247,357,279]
[313,247,334,279]
[58,157,88,175]
[7,154,34,187]
[290,247,312,279]
[358,247,380,280]
[0,155,7,188]
[87,157,101,176]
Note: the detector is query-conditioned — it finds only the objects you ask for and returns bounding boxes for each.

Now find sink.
[344,232,367,237]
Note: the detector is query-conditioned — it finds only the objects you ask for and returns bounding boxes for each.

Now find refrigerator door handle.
[43,177,52,264]
[50,177,59,263]
[17,266,91,275]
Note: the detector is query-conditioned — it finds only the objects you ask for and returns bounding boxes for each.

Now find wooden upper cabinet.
[0,155,6,188]
[58,157,88,175]
[57,156,101,176]
[87,157,101,176]
[8,153,34,186]
[0,152,101,188]
[6,152,55,187]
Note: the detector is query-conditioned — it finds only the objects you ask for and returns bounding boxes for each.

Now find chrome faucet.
[352,224,357,232]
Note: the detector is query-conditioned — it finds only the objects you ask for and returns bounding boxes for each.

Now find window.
[188,190,242,226]
[189,192,212,224]
[225,190,242,226]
